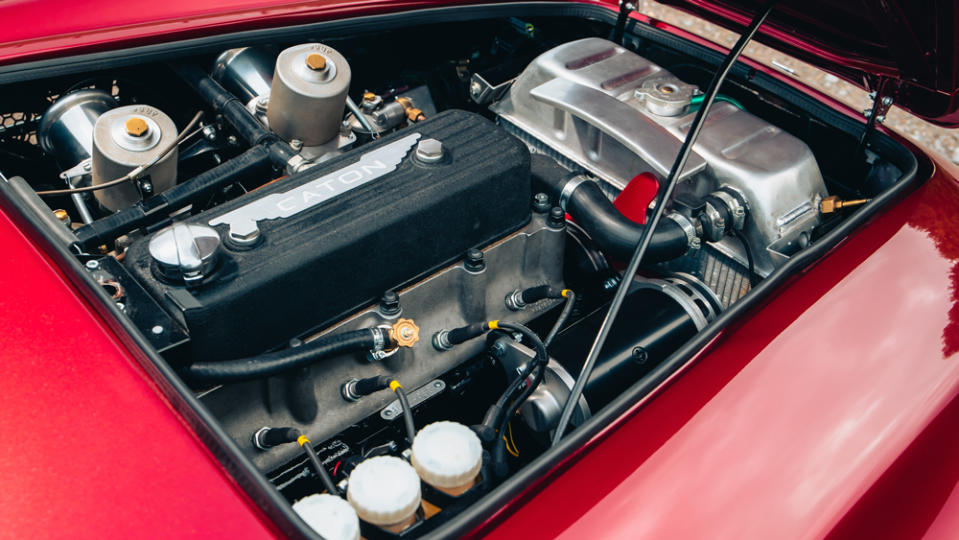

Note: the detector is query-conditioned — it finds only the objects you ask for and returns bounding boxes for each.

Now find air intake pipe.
[530,155,694,263]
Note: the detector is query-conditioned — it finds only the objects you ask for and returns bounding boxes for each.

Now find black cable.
[732,229,757,287]
[252,427,339,495]
[185,328,388,383]
[551,0,779,448]
[480,322,548,446]
[302,438,340,495]
[393,385,417,444]
[544,290,576,349]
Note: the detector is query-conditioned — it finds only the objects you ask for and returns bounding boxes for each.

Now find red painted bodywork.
[1,1,958,538]
[0,208,278,538]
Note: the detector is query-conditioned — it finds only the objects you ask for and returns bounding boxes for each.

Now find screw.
[548,206,566,229]
[532,192,550,213]
[83,161,92,172]
[415,138,444,163]
[151,325,164,335]
[227,135,238,146]
[470,81,482,97]
[379,291,401,316]
[464,248,485,272]
[229,227,261,247]
[881,96,893,107]
[603,276,620,291]
[85,260,99,270]
[255,96,269,114]
[202,125,217,142]
[490,340,508,358]
[631,346,649,365]
[290,139,304,151]
[433,381,443,389]
[383,409,394,417]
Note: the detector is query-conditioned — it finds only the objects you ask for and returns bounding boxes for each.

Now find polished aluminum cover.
[493,37,828,275]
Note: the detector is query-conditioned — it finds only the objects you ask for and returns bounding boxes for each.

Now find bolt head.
[470,81,482,97]
[415,138,444,163]
[85,260,99,270]
[532,192,550,213]
[464,248,485,272]
[881,96,893,106]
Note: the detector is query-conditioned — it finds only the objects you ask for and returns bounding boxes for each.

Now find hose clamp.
[559,175,590,212]
[667,212,701,250]
[710,189,746,231]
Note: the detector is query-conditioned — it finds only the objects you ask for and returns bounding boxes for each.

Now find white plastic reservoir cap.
[411,421,482,493]
[292,494,360,540]
[346,456,421,528]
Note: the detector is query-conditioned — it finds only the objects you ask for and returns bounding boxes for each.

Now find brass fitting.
[396,97,426,122]
[389,318,420,348]
[821,195,869,214]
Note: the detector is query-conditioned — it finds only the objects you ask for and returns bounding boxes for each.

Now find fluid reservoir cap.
[346,456,421,528]
[292,494,360,540]
[124,116,149,137]
[149,223,221,284]
[111,114,162,152]
[305,53,328,71]
[411,421,482,491]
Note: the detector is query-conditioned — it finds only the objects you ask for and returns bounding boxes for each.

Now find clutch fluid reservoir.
[91,105,178,211]
[267,43,350,145]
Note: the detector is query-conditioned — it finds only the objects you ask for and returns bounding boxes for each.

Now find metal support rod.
[551,0,779,447]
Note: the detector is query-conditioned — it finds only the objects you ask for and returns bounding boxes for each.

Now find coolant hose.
[185,328,389,384]
[530,155,690,262]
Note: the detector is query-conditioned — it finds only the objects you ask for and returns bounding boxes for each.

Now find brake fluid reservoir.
[91,104,178,211]
[267,43,351,145]
[292,494,360,540]
[411,421,482,496]
[346,456,420,532]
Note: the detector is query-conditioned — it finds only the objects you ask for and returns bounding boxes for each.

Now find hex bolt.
[470,81,483,97]
[532,192,550,214]
[379,291,401,316]
[548,207,566,229]
[415,138,445,163]
[290,139,304,151]
[464,248,485,272]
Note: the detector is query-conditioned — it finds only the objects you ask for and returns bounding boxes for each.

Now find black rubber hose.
[531,155,690,262]
[303,440,340,495]
[544,290,576,349]
[476,322,548,442]
[172,63,273,147]
[74,144,272,248]
[185,328,387,384]
[520,285,566,304]
[172,63,299,170]
[394,386,417,444]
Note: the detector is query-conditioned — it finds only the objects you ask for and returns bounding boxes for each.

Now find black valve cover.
[125,110,531,361]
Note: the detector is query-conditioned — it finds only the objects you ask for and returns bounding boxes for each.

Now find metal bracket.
[380,379,446,421]
[863,91,894,124]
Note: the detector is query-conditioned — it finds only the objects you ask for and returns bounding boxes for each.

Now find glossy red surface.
[0,0,520,67]
[483,148,959,538]
[0,209,276,538]
[0,1,956,537]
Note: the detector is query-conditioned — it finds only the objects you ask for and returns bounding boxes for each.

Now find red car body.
[2,1,958,538]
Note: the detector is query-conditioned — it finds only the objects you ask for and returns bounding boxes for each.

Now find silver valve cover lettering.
[210,133,422,239]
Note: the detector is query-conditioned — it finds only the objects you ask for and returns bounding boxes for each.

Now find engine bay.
[0,8,917,539]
